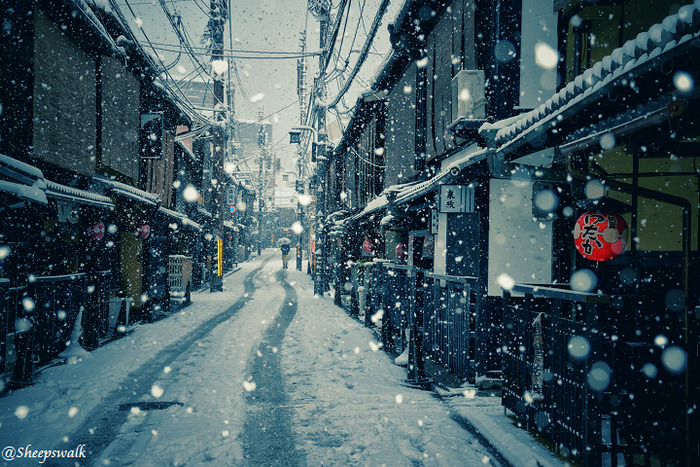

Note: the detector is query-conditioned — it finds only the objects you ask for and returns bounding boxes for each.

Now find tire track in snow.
[47,259,270,465]
[240,269,305,466]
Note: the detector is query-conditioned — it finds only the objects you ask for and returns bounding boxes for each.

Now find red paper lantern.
[87,222,105,241]
[362,239,374,256]
[135,224,150,239]
[573,212,628,261]
[395,242,407,260]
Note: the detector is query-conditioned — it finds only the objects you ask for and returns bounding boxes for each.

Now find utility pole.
[295,30,307,271]
[208,0,227,292]
[257,108,265,256]
[310,0,330,296]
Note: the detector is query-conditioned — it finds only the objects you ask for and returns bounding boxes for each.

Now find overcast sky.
[116,0,402,170]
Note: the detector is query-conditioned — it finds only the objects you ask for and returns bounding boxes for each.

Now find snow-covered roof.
[394,146,488,205]
[223,220,238,231]
[95,177,161,206]
[158,206,203,231]
[0,180,48,204]
[0,154,44,184]
[344,144,488,226]
[197,205,213,218]
[177,140,198,163]
[45,180,114,209]
[488,3,700,154]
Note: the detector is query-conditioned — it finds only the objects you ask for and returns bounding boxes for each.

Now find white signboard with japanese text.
[439,185,475,213]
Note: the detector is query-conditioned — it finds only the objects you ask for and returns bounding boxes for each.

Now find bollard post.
[405,268,430,388]
[10,287,36,388]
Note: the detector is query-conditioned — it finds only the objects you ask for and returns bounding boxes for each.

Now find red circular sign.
[573,212,628,261]
[87,222,105,241]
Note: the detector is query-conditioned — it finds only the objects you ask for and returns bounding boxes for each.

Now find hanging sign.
[87,222,105,241]
[135,224,151,239]
[422,235,435,260]
[573,212,628,261]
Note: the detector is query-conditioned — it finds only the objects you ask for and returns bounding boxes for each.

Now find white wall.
[519,0,559,109]
[488,179,552,296]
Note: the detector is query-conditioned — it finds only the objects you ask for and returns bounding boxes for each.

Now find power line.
[320,0,390,109]
[115,0,215,125]
[145,41,321,59]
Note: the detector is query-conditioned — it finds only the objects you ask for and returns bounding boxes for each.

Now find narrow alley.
[0,251,563,466]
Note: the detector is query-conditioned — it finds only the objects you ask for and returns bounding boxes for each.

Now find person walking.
[280,242,291,269]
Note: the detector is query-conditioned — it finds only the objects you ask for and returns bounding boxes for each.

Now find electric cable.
[318,0,390,109]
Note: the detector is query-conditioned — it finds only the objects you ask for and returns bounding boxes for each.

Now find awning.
[0,154,47,204]
[158,206,203,231]
[0,153,45,186]
[95,177,161,206]
[45,181,114,209]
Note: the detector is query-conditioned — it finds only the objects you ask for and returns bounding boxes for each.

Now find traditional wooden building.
[0,0,210,384]
[327,0,699,464]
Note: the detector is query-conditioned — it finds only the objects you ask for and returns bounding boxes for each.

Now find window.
[282,174,289,181]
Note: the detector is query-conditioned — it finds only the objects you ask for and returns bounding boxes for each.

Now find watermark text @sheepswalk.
[2,444,87,463]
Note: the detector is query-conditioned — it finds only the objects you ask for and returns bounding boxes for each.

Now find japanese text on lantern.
[573,212,628,261]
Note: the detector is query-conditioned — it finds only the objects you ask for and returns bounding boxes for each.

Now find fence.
[168,255,193,303]
[501,283,689,466]
[83,271,112,349]
[0,279,23,377]
[379,263,416,354]
[423,273,478,381]
[348,261,378,327]
[31,274,87,365]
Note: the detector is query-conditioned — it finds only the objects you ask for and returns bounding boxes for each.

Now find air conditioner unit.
[451,70,486,121]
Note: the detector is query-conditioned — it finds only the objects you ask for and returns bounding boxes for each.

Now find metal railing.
[501,283,645,467]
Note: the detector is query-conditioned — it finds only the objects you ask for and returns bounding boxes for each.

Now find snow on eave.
[0,154,45,182]
[0,180,48,205]
[95,176,161,206]
[493,2,700,148]
[197,205,213,218]
[70,0,121,56]
[45,180,114,209]
[158,206,203,231]
[394,147,488,206]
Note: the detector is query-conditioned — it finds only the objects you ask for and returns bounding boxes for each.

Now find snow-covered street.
[0,250,565,466]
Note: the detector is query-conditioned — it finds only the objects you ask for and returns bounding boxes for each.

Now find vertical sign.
[217,239,223,276]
